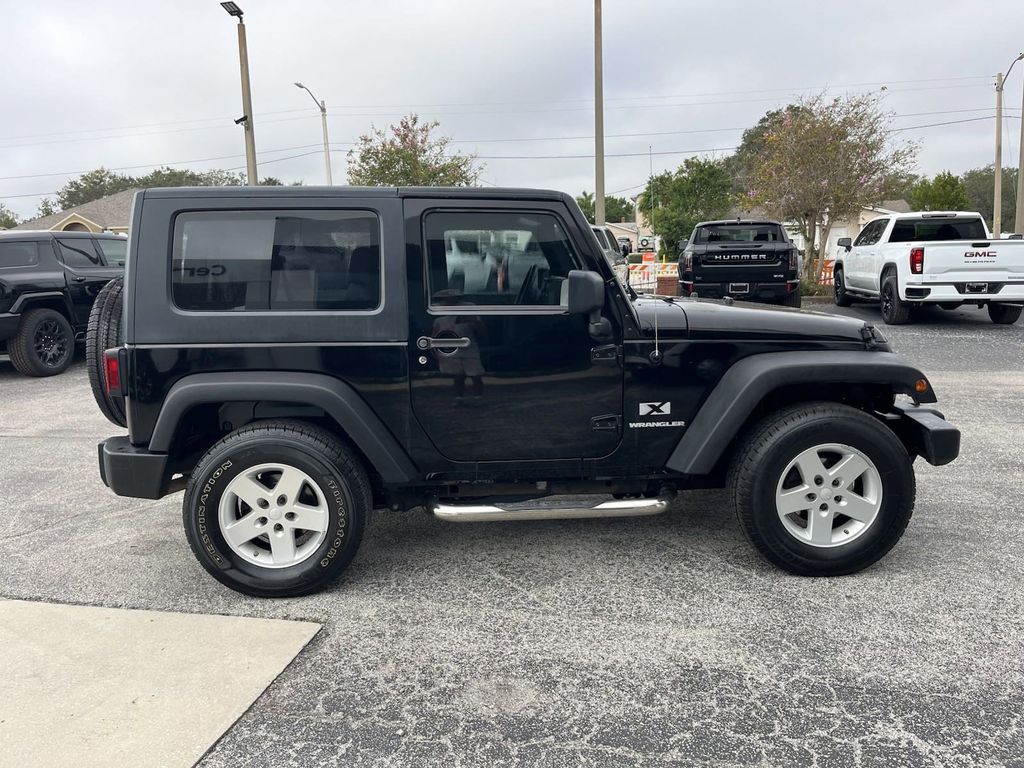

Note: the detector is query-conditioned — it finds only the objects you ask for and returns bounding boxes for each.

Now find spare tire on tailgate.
[86,276,127,427]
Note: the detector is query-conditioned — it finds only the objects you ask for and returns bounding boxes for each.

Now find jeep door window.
[55,238,103,268]
[95,237,127,266]
[172,210,381,312]
[424,211,580,307]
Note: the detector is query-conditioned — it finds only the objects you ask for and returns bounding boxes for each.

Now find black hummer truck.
[93,187,959,597]
[678,220,801,307]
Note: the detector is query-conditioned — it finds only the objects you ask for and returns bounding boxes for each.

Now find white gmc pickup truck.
[833,211,1024,325]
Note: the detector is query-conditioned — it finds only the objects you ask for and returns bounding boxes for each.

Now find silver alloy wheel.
[775,443,883,548]
[218,462,330,568]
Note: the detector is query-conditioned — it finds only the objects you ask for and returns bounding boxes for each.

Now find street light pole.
[295,82,333,185]
[995,71,1003,237]
[1013,56,1024,235]
[222,2,258,185]
[593,0,605,226]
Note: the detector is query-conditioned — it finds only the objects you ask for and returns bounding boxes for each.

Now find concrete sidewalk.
[0,600,319,768]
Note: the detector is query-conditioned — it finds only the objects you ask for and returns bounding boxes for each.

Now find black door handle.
[416,336,471,350]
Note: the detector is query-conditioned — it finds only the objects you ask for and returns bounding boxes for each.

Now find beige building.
[12,188,138,234]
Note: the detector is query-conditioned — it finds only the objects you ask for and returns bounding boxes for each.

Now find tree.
[746,93,917,280]
[638,157,733,252]
[57,167,134,209]
[347,114,481,186]
[37,198,57,217]
[0,203,18,229]
[962,165,1018,233]
[575,192,634,223]
[910,171,969,211]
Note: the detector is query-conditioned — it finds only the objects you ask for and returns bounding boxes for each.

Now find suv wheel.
[879,272,912,325]
[729,402,915,576]
[833,268,852,307]
[988,303,1022,325]
[8,308,74,376]
[86,277,127,427]
[182,421,370,597]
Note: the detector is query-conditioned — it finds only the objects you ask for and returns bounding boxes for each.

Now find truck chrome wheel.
[775,443,883,548]
[218,462,330,568]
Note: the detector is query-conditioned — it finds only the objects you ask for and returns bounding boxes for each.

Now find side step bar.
[430,491,675,523]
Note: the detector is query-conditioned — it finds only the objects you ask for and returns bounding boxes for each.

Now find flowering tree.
[347,114,481,187]
[747,93,917,280]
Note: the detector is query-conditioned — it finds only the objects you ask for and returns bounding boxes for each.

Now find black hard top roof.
[141,186,572,202]
[0,230,126,240]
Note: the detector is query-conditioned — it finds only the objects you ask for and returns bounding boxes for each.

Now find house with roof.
[12,188,138,234]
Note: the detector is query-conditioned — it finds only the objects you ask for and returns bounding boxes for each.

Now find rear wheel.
[182,421,369,597]
[988,303,1022,325]
[729,402,915,576]
[880,272,912,325]
[8,308,74,376]
[833,268,852,307]
[86,277,126,426]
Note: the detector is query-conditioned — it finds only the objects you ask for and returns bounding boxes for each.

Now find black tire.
[86,277,126,427]
[8,308,74,377]
[879,272,912,325]
[988,303,1022,325]
[833,268,852,306]
[783,289,802,308]
[728,402,915,576]
[182,420,369,597]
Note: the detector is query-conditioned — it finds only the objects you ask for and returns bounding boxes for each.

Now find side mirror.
[837,237,852,251]
[567,270,611,339]
[678,239,688,252]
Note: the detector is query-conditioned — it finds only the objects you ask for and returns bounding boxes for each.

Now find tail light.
[683,253,694,272]
[910,247,925,275]
[789,248,798,271]
[103,348,124,396]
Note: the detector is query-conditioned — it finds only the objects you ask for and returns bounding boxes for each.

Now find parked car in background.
[591,224,628,284]
[617,235,633,256]
[834,211,1024,325]
[678,219,801,307]
[0,230,125,376]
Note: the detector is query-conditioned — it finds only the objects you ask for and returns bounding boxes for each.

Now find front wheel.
[988,303,1022,325]
[729,402,915,576]
[833,269,852,307]
[182,420,370,597]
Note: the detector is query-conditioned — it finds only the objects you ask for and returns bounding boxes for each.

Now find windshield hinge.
[591,344,621,366]
[860,325,881,350]
[591,414,621,432]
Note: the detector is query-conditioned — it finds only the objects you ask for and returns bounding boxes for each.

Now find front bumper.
[885,403,960,466]
[98,436,171,499]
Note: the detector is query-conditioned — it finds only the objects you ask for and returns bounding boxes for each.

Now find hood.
[632,296,880,346]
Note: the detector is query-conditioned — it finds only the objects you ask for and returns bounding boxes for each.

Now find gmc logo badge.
[965,251,996,258]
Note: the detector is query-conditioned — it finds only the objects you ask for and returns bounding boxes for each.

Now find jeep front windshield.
[694,224,785,243]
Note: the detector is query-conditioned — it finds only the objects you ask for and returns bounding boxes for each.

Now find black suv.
[94,187,958,597]
[678,219,801,307]
[0,230,125,376]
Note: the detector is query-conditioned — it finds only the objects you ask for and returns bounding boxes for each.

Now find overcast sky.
[2,0,1023,219]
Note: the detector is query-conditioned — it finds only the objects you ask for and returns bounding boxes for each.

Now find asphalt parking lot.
[1,300,1022,767]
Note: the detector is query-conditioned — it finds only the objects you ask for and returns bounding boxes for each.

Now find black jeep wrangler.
[678,219,802,307]
[93,187,959,597]
[0,230,125,376]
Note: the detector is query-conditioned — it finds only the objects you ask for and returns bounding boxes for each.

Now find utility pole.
[222,2,258,185]
[995,72,1004,237]
[594,0,605,225]
[295,82,333,184]
[1014,55,1024,234]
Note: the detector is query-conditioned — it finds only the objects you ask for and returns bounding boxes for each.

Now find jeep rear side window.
[172,210,381,312]
[56,238,102,268]
[0,242,39,268]
[424,211,579,307]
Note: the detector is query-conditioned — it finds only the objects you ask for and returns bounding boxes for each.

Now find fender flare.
[148,371,418,483]
[665,350,935,476]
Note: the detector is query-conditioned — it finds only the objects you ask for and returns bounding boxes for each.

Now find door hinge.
[591,344,621,366]
[591,414,621,432]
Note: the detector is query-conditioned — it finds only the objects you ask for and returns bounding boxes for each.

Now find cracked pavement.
[0,302,1022,767]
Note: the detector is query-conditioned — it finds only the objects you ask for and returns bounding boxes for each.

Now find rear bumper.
[903,281,1024,303]
[682,280,798,302]
[98,436,171,499]
[885,403,960,466]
